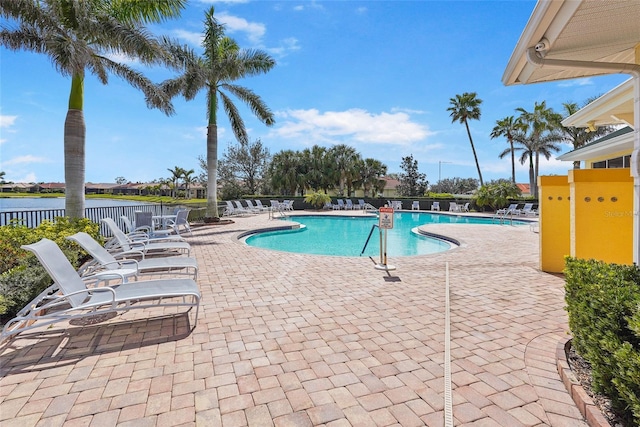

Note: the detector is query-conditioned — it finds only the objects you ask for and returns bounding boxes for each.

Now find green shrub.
[304,192,331,209]
[0,217,101,321]
[564,257,640,424]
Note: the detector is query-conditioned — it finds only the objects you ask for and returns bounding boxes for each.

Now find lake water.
[0,197,150,212]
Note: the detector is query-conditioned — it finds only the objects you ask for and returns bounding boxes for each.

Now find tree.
[490,116,523,183]
[474,181,521,211]
[359,158,387,197]
[221,139,270,195]
[115,176,127,185]
[515,101,563,197]
[397,155,428,197]
[0,0,183,218]
[559,100,612,169]
[161,6,275,217]
[167,166,185,198]
[300,146,333,193]
[182,168,195,198]
[447,92,484,186]
[0,171,6,184]
[329,144,360,196]
[430,177,479,194]
[269,150,302,196]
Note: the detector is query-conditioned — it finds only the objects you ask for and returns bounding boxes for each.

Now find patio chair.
[521,203,538,216]
[233,200,253,215]
[461,202,470,212]
[358,199,365,210]
[121,215,184,243]
[164,209,193,236]
[336,199,345,210]
[68,232,198,280]
[411,201,420,210]
[254,200,270,212]
[102,218,191,257]
[345,199,355,210]
[449,202,461,212]
[431,201,441,211]
[282,200,294,211]
[323,200,333,210]
[0,238,200,341]
[245,200,264,213]
[496,203,520,216]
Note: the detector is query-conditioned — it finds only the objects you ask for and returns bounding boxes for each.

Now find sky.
[0,0,630,186]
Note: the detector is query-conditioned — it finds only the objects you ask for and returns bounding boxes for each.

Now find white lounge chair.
[121,215,185,243]
[496,203,519,216]
[521,203,538,216]
[102,218,191,257]
[68,232,198,279]
[164,209,193,236]
[336,199,345,210]
[357,199,365,210]
[245,200,264,213]
[345,199,355,210]
[411,201,420,210]
[431,201,441,211]
[449,202,461,212]
[233,200,252,215]
[254,200,270,212]
[0,238,200,341]
[461,202,470,212]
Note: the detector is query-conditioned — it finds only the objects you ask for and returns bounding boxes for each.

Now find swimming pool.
[243,212,527,257]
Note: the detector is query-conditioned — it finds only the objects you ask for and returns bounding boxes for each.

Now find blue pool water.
[244,212,526,257]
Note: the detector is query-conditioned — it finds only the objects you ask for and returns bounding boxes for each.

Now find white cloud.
[271,108,434,145]
[0,115,18,128]
[356,7,368,14]
[172,29,204,47]
[557,77,593,88]
[267,37,301,58]
[218,12,266,45]
[3,155,51,166]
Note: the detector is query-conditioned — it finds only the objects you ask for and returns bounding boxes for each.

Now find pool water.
[244,212,526,257]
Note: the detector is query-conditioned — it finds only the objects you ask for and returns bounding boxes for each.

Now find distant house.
[0,182,38,193]
[85,182,119,194]
[38,182,66,193]
[516,183,531,196]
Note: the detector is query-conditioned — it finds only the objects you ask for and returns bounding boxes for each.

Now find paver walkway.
[0,211,587,426]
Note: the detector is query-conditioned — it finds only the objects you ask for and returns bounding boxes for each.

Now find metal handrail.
[360,224,379,256]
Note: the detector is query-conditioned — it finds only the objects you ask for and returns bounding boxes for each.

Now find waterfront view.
[0,197,151,212]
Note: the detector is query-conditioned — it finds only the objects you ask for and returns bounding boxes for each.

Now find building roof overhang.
[561,78,634,128]
[557,126,634,161]
[502,0,640,86]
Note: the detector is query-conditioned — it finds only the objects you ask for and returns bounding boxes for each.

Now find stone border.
[556,338,610,427]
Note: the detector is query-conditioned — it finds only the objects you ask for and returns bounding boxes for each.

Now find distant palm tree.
[559,100,612,169]
[167,166,185,198]
[448,92,484,186]
[270,150,301,196]
[515,101,563,197]
[490,116,523,183]
[182,168,195,199]
[0,0,183,218]
[161,6,275,217]
[360,158,388,197]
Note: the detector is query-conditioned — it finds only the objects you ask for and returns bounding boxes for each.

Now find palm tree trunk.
[509,139,516,183]
[207,124,218,217]
[464,120,484,186]
[528,153,535,197]
[64,109,86,219]
[534,151,540,198]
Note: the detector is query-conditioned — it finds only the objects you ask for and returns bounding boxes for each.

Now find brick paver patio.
[0,210,587,426]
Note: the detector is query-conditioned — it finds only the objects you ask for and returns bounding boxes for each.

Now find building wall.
[569,168,634,265]
[539,175,571,273]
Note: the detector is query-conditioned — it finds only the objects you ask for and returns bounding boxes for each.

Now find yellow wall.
[569,169,634,265]
[538,175,571,273]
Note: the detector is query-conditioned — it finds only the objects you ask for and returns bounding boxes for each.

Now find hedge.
[564,257,640,425]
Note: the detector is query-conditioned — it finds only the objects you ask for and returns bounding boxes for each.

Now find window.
[591,156,631,169]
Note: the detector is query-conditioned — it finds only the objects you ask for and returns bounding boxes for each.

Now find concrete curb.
[556,338,610,427]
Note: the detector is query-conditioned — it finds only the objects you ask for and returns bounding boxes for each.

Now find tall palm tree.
[0,0,183,218]
[182,168,195,199]
[269,150,301,196]
[161,6,275,217]
[447,92,484,186]
[515,101,563,197]
[490,116,522,183]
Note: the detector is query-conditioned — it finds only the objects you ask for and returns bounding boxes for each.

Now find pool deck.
[0,210,589,426]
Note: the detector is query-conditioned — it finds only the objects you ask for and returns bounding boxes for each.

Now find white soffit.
[503,0,640,86]
[561,78,635,128]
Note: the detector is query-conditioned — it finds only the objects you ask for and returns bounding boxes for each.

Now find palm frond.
[222,83,275,126]
[220,91,248,144]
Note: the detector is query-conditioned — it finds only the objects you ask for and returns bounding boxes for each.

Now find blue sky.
[0,0,630,186]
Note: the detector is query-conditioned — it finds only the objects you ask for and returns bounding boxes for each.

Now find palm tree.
[490,116,522,183]
[559,100,612,169]
[182,168,195,199]
[515,101,563,197]
[167,166,185,199]
[447,92,484,186]
[270,150,301,196]
[0,0,183,218]
[161,6,275,217]
[329,144,360,196]
[360,158,388,197]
